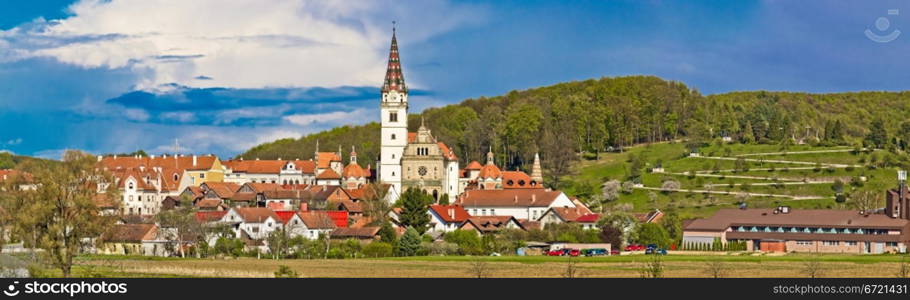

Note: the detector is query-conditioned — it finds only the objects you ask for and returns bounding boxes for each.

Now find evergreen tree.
[398,188,432,234]
[742,120,755,144]
[378,221,397,244]
[395,227,422,256]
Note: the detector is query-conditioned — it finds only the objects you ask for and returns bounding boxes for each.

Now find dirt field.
[77,254,910,278]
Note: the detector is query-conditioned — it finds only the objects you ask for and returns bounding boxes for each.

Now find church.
[376,27,544,204]
[377,27,460,203]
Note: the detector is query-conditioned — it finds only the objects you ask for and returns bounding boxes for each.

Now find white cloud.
[123,108,150,122]
[2,0,485,90]
[160,111,195,123]
[4,138,22,145]
[283,109,368,126]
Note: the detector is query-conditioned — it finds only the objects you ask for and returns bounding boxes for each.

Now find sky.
[0,0,908,159]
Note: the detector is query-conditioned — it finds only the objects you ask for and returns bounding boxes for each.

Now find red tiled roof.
[331,227,380,239]
[465,161,482,170]
[342,163,366,178]
[296,211,340,229]
[407,132,417,143]
[380,28,407,93]
[316,169,341,179]
[316,152,341,169]
[202,182,240,198]
[437,142,458,161]
[502,171,541,189]
[575,213,601,223]
[455,189,564,207]
[103,224,158,242]
[429,204,470,223]
[478,164,502,179]
[0,169,32,183]
[195,211,228,222]
[274,210,298,224]
[233,207,279,223]
[460,216,523,233]
[196,199,223,209]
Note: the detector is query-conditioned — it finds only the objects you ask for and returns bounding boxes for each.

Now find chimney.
[97,155,102,162]
[300,202,308,212]
[531,193,537,203]
[150,154,156,159]
[514,195,518,203]
[192,155,197,166]
[449,208,455,219]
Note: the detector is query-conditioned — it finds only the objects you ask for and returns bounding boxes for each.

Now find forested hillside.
[239,75,910,186]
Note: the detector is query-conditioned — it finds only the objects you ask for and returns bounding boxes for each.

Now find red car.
[546,249,566,256]
[624,244,645,251]
[567,249,581,257]
[610,249,620,255]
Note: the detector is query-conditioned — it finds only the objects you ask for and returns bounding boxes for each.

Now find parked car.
[546,249,566,256]
[624,244,645,251]
[610,249,620,256]
[645,246,668,255]
[567,249,581,257]
[582,248,608,256]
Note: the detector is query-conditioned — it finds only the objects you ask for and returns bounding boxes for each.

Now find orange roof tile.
[465,161,482,170]
[341,163,366,178]
[316,169,341,179]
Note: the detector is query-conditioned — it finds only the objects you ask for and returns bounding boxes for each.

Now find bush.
[422,241,460,256]
[274,265,298,278]
[444,230,483,255]
[362,242,394,258]
[395,227,423,256]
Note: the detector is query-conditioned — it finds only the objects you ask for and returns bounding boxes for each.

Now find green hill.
[240,75,910,189]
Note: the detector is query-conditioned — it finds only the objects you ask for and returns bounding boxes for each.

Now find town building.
[454,189,578,221]
[222,159,316,185]
[427,204,471,233]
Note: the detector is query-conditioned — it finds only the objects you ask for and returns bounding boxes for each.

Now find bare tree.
[704,258,728,278]
[850,190,882,212]
[468,257,490,278]
[563,258,581,278]
[660,179,681,192]
[801,256,824,278]
[898,255,910,278]
[639,255,665,278]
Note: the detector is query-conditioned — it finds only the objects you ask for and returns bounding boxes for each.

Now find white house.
[220,207,282,240]
[222,159,317,185]
[454,189,578,221]
[427,204,471,233]
[284,211,337,240]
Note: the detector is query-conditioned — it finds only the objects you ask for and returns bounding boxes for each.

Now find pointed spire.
[486,146,494,166]
[350,146,358,164]
[531,152,543,184]
[381,22,407,94]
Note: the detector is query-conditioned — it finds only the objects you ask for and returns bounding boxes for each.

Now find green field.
[55,253,910,278]
[562,142,897,219]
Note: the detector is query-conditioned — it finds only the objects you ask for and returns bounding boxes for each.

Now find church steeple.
[531,152,543,183]
[381,22,407,94]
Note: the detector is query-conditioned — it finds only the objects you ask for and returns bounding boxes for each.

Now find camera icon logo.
[865,9,900,43]
[3,281,19,297]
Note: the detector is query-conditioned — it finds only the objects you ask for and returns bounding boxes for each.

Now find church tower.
[379,25,408,198]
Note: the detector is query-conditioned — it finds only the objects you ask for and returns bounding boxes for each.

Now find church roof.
[478,164,502,179]
[437,142,458,161]
[381,27,407,93]
[465,161,483,170]
[342,163,366,179]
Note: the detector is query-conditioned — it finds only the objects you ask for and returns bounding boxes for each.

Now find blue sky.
[0,0,908,159]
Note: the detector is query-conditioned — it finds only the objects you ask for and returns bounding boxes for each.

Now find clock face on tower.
[388,92,399,102]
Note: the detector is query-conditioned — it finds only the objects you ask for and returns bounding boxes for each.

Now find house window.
[391,134,396,140]
[822,241,839,246]
[887,242,898,247]
[200,173,205,179]
[845,241,857,246]
[796,241,813,245]
[390,112,398,122]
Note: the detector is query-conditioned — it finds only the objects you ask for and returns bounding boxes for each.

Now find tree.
[660,179,681,192]
[444,229,483,255]
[866,118,889,149]
[639,255,664,278]
[468,257,490,278]
[155,195,203,258]
[266,228,292,259]
[704,259,729,278]
[362,183,392,225]
[741,120,755,144]
[659,210,683,246]
[599,180,621,212]
[634,223,671,248]
[398,188,433,234]
[274,265,298,278]
[801,256,824,278]
[850,190,882,212]
[5,150,120,277]
[395,227,422,256]
[378,221,397,244]
[598,225,623,250]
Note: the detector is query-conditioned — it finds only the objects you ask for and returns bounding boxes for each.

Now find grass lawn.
[561,142,900,219]
[70,253,910,278]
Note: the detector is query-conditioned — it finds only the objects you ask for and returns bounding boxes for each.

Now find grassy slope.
[562,142,896,220]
